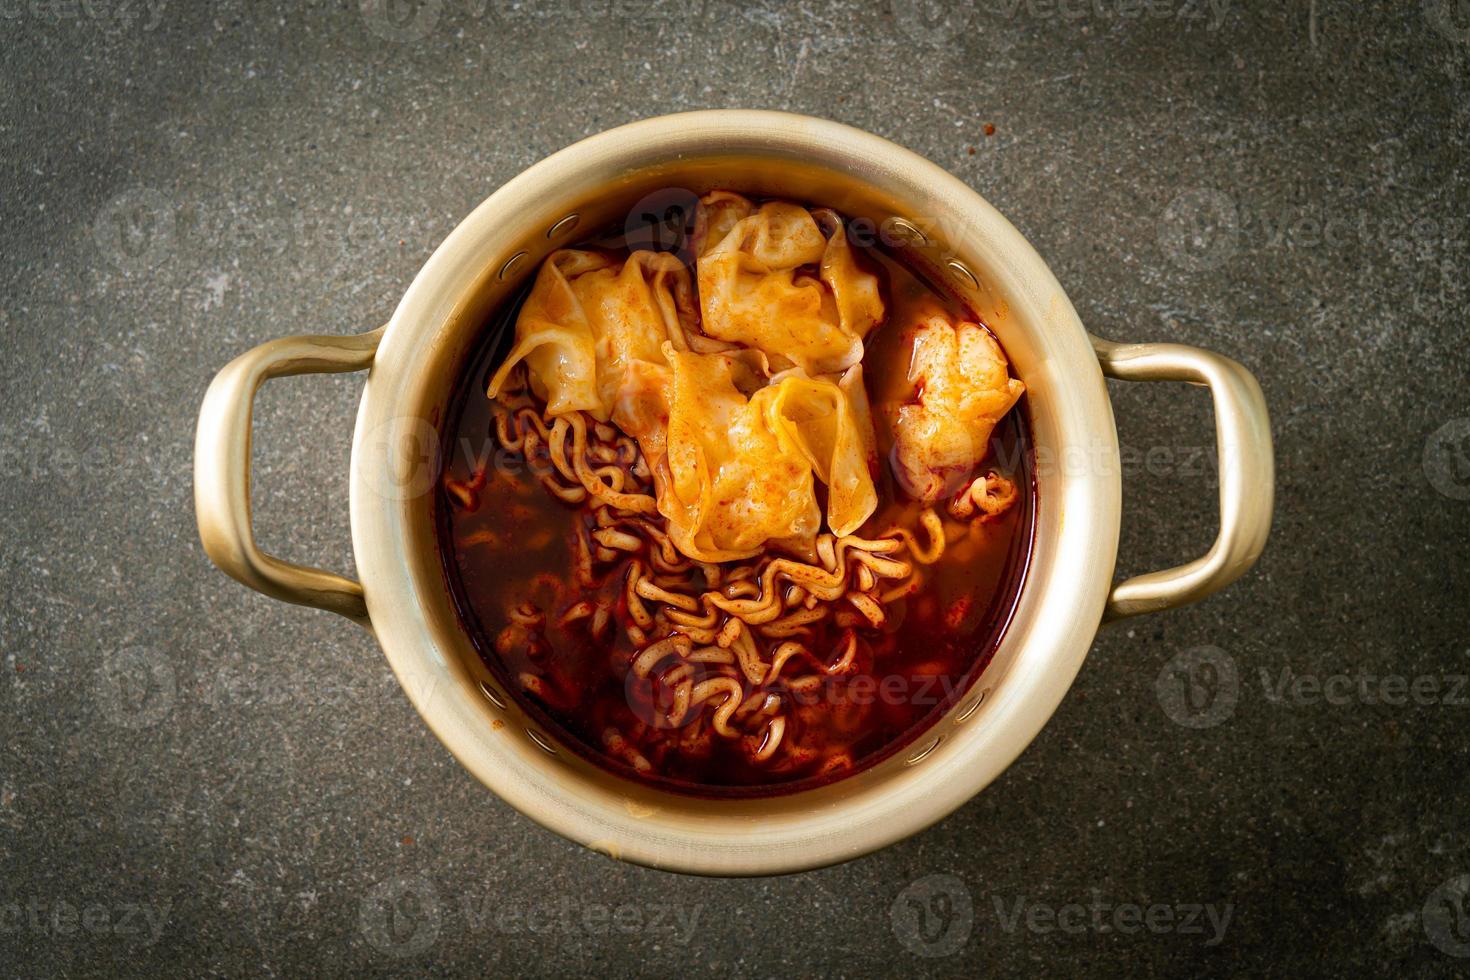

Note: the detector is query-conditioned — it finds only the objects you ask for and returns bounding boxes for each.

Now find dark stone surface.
[2,0,1467,975]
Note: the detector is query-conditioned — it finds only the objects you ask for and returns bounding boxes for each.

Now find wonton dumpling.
[696,193,884,375]
[486,249,695,420]
[608,358,673,464]
[660,346,819,562]
[649,351,880,561]
[890,315,1025,504]
[695,191,755,258]
[812,208,885,352]
[755,366,878,537]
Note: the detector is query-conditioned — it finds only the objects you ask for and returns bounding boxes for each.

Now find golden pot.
[194,110,1273,876]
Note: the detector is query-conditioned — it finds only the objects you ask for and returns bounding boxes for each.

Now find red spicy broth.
[434,217,1034,798]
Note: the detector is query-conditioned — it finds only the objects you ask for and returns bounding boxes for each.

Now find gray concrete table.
[3,1,1468,975]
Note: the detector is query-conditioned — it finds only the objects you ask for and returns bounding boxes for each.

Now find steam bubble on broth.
[440,191,1031,794]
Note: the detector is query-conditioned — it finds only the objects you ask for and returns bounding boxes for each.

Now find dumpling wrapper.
[654,348,880,561]
[660,346,819,562]
[755,365,878,538]
[696,194,884,376]
[485,248,696,420]
[890,314,1026,504]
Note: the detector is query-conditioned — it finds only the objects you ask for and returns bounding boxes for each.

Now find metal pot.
[194,110,1273,875]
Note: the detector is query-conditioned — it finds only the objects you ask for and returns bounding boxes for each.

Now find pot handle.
[194,327,386,627]
[1091,336,1274,622]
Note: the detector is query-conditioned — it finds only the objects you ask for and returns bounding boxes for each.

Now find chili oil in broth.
[435,214,1034,797]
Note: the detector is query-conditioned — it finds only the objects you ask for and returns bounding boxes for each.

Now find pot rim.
[349,110,1120,875]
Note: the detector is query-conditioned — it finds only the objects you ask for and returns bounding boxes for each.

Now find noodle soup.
[435,194,1033,796]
